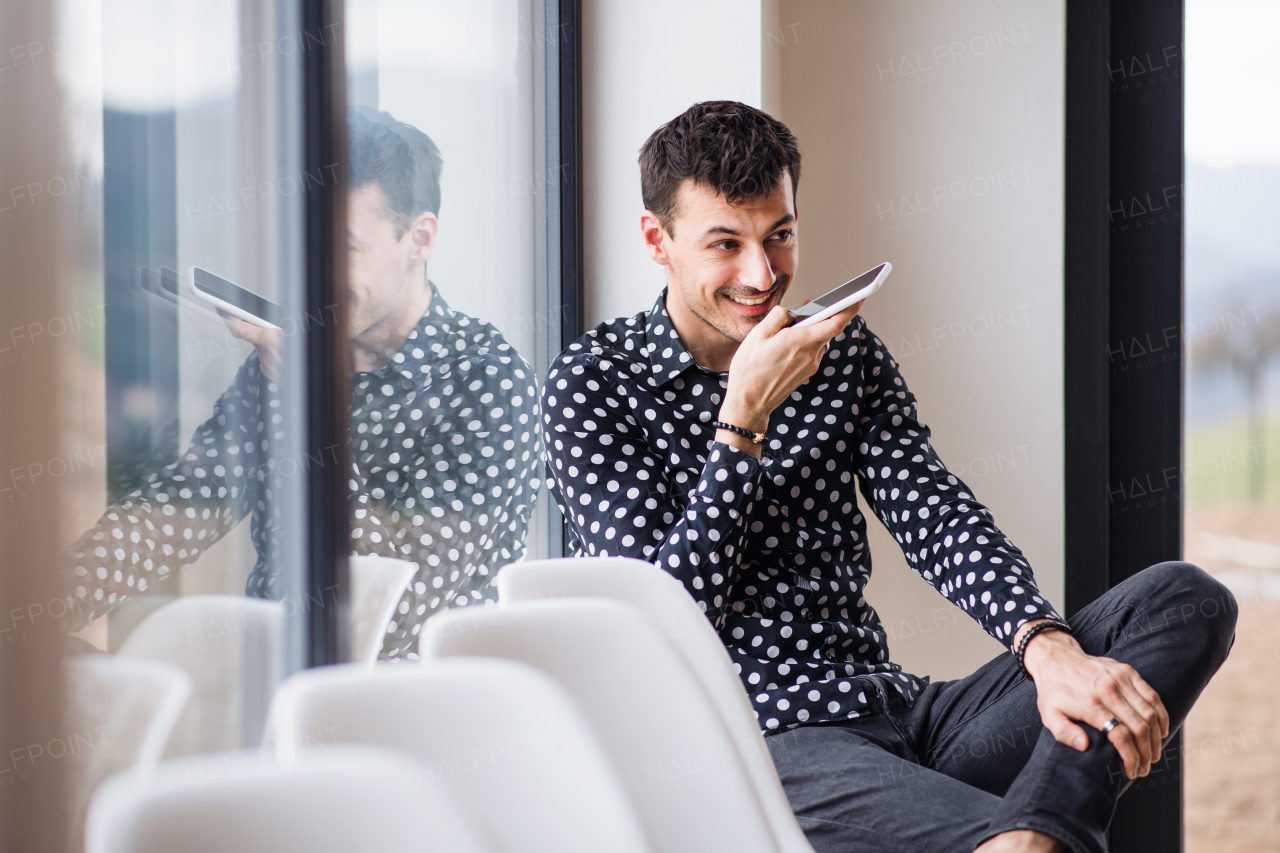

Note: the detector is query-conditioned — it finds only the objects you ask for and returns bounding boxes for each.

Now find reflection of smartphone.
[137,266,220,321]
[138,267,171,302]
[789,262,892,327]
[189,266,284,330]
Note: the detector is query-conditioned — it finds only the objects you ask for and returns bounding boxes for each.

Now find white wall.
[582,0,1066,681]
[581,0,764,326]
[376,0,538,364]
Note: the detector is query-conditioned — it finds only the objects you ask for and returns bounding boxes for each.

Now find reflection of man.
[66,107,541,658]
[542,101,1235,853]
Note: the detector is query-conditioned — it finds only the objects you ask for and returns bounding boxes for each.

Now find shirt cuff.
[693,442,762,509]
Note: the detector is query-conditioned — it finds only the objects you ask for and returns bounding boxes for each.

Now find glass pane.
[1183,2,1280,850]
[55,0,312,837]
[342,0,549,660]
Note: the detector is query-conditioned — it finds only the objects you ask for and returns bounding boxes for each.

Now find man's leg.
[767,680,1005,853]
[902,561,1237,853]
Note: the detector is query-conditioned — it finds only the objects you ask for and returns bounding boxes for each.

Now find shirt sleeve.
[851,321,1062,647]
[61,359,264,631]
[542,352,763,619]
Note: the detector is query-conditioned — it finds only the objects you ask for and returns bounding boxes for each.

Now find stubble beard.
[678,273,792,344]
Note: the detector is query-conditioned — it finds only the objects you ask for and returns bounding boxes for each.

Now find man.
[66,106,541,658]
[542,101,1235,853]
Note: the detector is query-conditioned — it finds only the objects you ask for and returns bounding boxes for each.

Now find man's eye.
[769,230,793,242]
[711,240,736,250]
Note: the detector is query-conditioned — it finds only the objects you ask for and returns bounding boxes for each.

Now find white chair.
[64,655,192,852]
[85,745,486,853]
[268,657,651,853]
[422,598,785,853]
[496,557,815,853]
[349,554,416,664]
[117,595,283,756]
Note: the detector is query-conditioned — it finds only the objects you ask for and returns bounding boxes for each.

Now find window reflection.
[64,107,542,661]
[343,107,541,658]
[53,0,552,840]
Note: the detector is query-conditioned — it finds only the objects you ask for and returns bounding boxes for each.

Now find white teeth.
[728,294,769,305]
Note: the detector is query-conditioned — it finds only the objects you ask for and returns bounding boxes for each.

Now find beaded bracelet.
[712,421,766,444]
[1014,619,1073,679]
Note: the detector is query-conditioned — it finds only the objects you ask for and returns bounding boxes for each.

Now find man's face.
[346,182,436,337]
[649,173,798,345]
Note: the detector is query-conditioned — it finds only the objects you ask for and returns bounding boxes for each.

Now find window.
[1181,2,1280,849]
[339,0,566,658]
[8,0,575,842]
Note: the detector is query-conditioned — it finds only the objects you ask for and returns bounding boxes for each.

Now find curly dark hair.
[348,105,443,234]
[639,100,801,235]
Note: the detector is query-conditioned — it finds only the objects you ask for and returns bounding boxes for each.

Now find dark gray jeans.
[765,562,1237,853]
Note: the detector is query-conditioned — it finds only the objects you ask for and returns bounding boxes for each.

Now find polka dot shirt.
[65,284,541,659]
[542,292,1061,733]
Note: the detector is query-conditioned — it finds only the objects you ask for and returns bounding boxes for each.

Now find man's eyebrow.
[697,213,795,242]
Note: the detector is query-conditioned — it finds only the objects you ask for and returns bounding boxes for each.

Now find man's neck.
[351,280,433,372]
[662,290,739,373]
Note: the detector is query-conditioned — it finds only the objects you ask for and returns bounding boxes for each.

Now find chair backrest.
[349,554,416,664]
[85,746,486,853]
[496,557,814,853]
[268,657,651,853]
[117,595,283,756]
[65,655,192,852]
[422,598,780,853]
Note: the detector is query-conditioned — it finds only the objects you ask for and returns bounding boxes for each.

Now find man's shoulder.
[408,303,536,382]
[547,308,653,388]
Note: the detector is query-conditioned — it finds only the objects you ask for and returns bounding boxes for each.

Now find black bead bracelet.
[1014,619,1073,679]
[712,421,766,444]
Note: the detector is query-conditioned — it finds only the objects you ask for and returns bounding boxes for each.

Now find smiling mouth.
[727,293,772,306]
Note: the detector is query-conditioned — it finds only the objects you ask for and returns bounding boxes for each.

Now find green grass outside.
[1185,414,1280,507]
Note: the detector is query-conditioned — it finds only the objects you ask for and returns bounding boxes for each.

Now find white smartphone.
[789,262,892,327]
[189,266,285,330]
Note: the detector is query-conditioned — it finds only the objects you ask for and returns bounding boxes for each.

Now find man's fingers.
[1043,708,1089,752]
[790,301,861,348]
[219,310,265,344]
[758,305,794,336]
[1109,679,1158,774]
[810,299,863,337]
[1128,669,1170,739]
[1110,722,1144,778]
[1093,697,1147,777]
[1118,672,1165,762]
[1124,687,1162,766]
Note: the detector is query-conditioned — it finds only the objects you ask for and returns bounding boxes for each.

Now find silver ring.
[1100,717,1121,735]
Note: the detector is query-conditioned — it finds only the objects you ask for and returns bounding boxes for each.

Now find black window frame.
[1064,1,1185,850]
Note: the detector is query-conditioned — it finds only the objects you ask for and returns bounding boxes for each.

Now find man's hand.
[219,310,285,383]
[715,301,863,457]
[1018,622,1170,779]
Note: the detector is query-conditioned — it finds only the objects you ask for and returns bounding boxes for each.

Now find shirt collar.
[369,281,461,378]
[643,290,701,386]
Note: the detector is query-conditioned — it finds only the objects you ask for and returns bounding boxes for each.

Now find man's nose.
[738,243,775,291]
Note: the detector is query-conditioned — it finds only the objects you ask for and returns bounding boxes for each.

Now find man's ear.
[640,210,672,266]
[406,210,439,264]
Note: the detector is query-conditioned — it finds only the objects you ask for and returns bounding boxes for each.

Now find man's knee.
[1146,560,1237,654]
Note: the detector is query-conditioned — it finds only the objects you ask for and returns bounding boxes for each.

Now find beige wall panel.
[775,0,1066,679]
